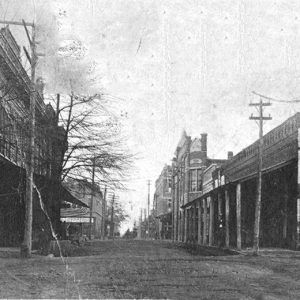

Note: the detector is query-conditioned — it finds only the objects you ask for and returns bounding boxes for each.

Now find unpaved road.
[0,240,299,299]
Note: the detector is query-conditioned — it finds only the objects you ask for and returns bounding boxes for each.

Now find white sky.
[1,0,300,233]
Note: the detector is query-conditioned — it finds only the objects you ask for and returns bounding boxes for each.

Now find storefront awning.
[60,185,89,208]
[0,153,88,208]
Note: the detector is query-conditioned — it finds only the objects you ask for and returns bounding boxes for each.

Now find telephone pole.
[147,180,151,239]
[137,208,142,239]
[0,19,42,257]
[249,94,272,254]
[89,157,96,240]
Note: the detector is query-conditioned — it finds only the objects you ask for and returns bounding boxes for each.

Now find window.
[164,178,172,193]
[190,169,197,191]
[168,178,172,192]
[190,169,202,192]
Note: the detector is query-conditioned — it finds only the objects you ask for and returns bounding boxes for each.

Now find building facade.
[172,131,226,243]
[214,113,300,250]
[174,114,300,250]
[0,26,67,246]
[154,165,172,239]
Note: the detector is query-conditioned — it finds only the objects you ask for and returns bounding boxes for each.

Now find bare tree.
[31,11,134,190]
[56,92,133,189]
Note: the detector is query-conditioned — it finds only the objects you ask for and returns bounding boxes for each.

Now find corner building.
[172,131,226,242]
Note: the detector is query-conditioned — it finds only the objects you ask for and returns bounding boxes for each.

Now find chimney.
[201,133,207,153]
[227,151,233,160]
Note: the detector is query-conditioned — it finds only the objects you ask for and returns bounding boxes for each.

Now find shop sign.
[61,217,92,223]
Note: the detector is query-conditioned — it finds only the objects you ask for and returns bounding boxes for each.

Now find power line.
[252,91,300,103]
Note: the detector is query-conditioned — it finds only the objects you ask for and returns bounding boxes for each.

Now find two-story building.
[60,179,105,239]
[0,26,73,247]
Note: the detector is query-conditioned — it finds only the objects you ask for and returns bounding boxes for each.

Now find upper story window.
[174,175,178,186]
[168,178,172,192]
[190,169,202,192]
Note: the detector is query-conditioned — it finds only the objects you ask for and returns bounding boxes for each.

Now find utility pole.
[249,94,272,254]
[56,93,60,126]
[89,156,96,240]
[147,180,151,239]
[137,208,142,239]
[0,19,42,258]
[110,194,115,239]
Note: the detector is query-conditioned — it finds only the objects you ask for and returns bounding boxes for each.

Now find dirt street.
[0,240,299,299]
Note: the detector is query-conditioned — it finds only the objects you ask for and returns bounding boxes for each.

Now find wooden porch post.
[217,191,222,246]
[236,183,242,250]
[297,128,300,249]
[192,207,194,241]
[225,188,230,248]
[179,211,182,242]
[203,198,207,245]
[188,208,191,241]
[184,209,188,243]
[193,204,196,242]
[190,207,193,241]
[190,206,193,242]
[198,201,202,244]
[218,191,222,222]
[209,196,214,246]
[282,182,288,241]
[188,208,191,242]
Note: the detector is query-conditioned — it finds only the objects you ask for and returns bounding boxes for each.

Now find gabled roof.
[190,138,202,153]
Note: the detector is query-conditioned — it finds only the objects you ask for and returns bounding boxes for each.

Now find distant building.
[61,180,105,239]
[154,165,172,239]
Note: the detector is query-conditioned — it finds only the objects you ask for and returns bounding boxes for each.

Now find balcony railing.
[0,29,45,115]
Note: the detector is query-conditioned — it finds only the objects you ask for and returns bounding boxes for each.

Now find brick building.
[0,26,68,246]
[172,130,226,242]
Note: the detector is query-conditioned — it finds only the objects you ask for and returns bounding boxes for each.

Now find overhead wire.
[252,90,300,103]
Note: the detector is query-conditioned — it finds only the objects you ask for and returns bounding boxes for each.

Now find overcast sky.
[1,0,300,232]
